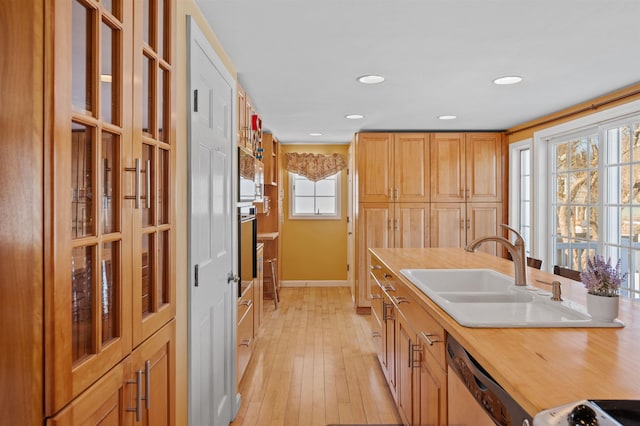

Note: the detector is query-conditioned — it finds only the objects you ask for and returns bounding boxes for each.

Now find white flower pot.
[586,293,619,322]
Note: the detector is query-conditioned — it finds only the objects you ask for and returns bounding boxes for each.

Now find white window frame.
[530,99,640,272]
[509,138,533,256]
[288,171,342,220]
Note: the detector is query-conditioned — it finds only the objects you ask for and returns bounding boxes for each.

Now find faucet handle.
[500,224,524,244]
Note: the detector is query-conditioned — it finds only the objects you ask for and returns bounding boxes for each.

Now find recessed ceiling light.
[357,75,385,84]
[309,132,323,136]
[345,114,364,120]
[438,115,457,120]
[493,76,523,85]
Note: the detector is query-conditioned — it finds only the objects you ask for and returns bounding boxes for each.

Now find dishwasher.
[447,334,533,426]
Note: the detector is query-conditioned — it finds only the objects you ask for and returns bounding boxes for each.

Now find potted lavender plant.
[580,255,628,321]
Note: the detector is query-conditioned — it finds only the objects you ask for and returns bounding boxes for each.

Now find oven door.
[238,207,257,297]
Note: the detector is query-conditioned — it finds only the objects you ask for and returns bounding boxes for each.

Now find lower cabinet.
[47,320,176,426]
[370,256,447,426]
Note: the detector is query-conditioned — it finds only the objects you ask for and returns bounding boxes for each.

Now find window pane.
[294,197,314,214]
[317,197,336,214]
[101,241,118,344]
[158,148,168,224]
[569,171,588,203]
[158,67,166,142]
[295,178,314,196]
[620,165,631,203]
[520,148,530,175]
[142,144,153,226]
[569,138,587,170]
[158,0,165,59]
[316,178,336,196]
[158,230,169,307]
[141,233,152,316]
[143,0,150,45]
[101,131,117,234]
[72,0,93,112]
[72,123,94,238]
[142,55,152,135]
[557,142,569,171]
[72,245,94,363]
[100,21,116,123]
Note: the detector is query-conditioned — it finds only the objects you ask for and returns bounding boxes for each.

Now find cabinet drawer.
[237,304,254,382]
[238,283,253,323]
[393,283,445,368]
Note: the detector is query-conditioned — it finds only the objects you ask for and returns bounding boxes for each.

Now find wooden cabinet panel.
[416,336,447,426]
[430,133,465,202]
[430,203,465,249]
[467,203,501,255]
[357,133,394,202]
[370,277,384,366]
[466,133,502,202]
[394,133,429,202]
[358,203,393,307]
[397,312,415,425]
[383,292,397,395]
[394,203,429,249]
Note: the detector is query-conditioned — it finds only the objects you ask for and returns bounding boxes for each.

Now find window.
[524,100,640,299]
[509,140,533,255]
[289,172,340,219]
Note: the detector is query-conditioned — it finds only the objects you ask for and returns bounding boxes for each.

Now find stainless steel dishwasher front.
[446,334,533,426]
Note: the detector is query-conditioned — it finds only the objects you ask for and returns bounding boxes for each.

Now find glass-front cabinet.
[46,0,175,421]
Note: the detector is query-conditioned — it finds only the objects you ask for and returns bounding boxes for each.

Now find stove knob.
[568,404,598,426]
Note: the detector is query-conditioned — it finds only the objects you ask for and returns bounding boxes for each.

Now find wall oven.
[238,146,257,202]
[238,206,257,298]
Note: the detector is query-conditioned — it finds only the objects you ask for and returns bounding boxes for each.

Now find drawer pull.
[383,273,392,279]
[239,338,252,347]
[239,299,252,307]
[369,293,381,300]
[383,284,396,292]
[421,331,441,346]
[372,331,381,338]
[370,265,382,270]
[393,296,409,305]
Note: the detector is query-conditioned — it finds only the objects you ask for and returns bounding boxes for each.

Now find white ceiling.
[195,0,640,144]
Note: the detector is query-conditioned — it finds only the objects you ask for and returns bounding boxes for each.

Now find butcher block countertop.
[370,247,640,416]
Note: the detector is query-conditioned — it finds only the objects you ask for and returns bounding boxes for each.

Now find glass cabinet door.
[132,0,176,345]
[47,0,133,415]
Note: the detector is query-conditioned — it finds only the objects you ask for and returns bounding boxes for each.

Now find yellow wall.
[175,2,237,424]
[508,83,640,143]
[281,144,350,281]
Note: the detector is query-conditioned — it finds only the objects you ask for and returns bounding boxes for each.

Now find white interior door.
[188,17,236,426]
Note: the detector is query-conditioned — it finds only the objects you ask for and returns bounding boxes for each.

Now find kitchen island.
[370,247,640,418]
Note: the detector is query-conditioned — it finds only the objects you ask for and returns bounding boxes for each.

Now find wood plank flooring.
[231,287,402,426]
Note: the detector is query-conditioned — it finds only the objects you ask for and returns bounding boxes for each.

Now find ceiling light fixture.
[493,76,523,85]
[309,132,323,136]
[357,75,385,84]
[438,115,457,120]
[345,114,364,120]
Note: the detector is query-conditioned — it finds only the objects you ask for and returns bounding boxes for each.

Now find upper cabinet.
[46,0,176,418]
[431,133,503,203]
[237,83,262,156]
[263,133,279,186]
[357,133,430,203]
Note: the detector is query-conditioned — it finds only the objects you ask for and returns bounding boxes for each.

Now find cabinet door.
[394,133,430,202]
[430,203,465,249]
[430,133,465,202]
[132,0,176,346]
[415,339,447,426]
[383,292,397,395]
[394,203,429,248]
[397,313,416,426]
[237,85,247,148]
[370,279,384,367]
[47,360,131,426]
[47,0,134,414]
[358,203,393,307]
[254,244,264,333]
[357,133,394,202]
[466,133,502,202]
[467,203,501,255]
[129,320,176,426]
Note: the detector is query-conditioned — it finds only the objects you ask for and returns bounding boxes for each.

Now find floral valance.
[285,152,347,182]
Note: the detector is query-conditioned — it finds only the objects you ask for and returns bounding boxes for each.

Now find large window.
[509,141,533,255]
[289,172,340,219]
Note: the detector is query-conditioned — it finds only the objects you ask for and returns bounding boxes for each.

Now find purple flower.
[580,255,628,297]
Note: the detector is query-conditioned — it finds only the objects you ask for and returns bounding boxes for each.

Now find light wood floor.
[231,287,402,426]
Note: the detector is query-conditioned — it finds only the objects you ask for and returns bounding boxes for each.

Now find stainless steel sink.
[400,269,624,328]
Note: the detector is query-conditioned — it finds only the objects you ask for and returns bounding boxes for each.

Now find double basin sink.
[400,269,624,328]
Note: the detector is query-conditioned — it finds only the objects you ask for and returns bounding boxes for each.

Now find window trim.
[288,171,342,220]
[509,138,533,255]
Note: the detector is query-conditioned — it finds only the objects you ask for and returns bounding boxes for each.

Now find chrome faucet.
[464,224,528,286]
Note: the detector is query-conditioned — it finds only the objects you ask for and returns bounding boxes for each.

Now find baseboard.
[280,280,348,288]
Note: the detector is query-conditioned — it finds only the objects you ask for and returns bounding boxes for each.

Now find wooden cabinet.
[358,133,429,203]
[370,256,447,426]
[45,0,176,420]
[430,202,501,255]
[237,279,254,384]
[254,243,264,333]
[430,133,502,203]
[263,133,279,186]
[47,320,176,426]
[237,83,262,154]
[355,132,430,310]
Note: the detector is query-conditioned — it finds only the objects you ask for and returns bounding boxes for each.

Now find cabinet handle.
[126,369,143,422]
[393,296,409,305]
[239,338,252,347]
[421,331,442,346]
[383,273,392,279]
[383,301,394,321]
[369,293,381,300]
[383,284,396,292]
[412,344,422,368]
[240,299,252,307]
[144,360,151,410]
[124,158,141,209]
[370,265,382,270]
[145,159,151,209]
[395,187,399,200]
[372,331,381,338]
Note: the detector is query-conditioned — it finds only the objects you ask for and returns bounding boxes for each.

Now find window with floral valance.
[284,152,347,182]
